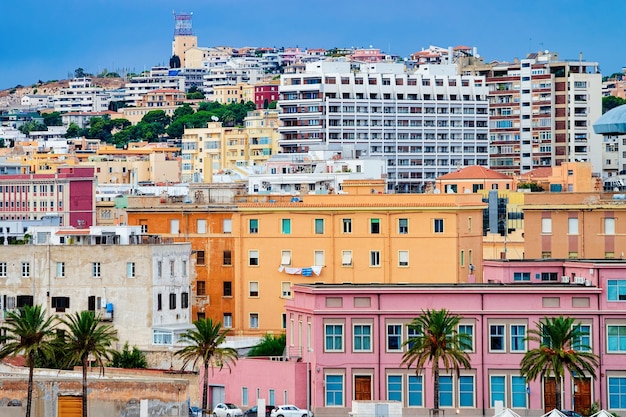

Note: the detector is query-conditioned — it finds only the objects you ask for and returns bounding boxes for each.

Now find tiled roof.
[437,165,511,180]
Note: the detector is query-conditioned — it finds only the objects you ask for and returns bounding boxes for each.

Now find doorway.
[354,375,372,401]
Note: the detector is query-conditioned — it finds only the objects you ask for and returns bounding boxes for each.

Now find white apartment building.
[278,61,490,193]
[52,78,111,113]
[202,59,263,99]
[124,67,186,105]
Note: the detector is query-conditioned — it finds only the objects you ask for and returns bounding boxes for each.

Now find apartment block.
[52,78,111,113]
[278,61,490,193]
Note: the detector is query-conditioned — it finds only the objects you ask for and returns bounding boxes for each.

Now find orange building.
[435,165,516,194]
[126,191,486,335]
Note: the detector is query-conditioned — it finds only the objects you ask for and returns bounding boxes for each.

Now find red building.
[254,82,280,109]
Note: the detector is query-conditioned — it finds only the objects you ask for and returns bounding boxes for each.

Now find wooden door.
[544,378,557,412]
[354,375,372,401]
[574,378,592,414]
[58,396,82,417]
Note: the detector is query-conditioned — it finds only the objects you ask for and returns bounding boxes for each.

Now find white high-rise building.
[52,78,111,113]
[278,61,490,193]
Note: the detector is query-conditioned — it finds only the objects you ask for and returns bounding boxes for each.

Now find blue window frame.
[325,375,344,406]
[314,218,324,234]
[459,376,474,407]
[439,376,453,407]
[608,280,626,301]
[387,375,402,402]
[510,325,526,352]
[325,324,343,351]
[608,325,626,352]
[572,324,591,352]
[490,376,506,407]
[281,219,291,234]
[513,272,531,281]
[511,376,527,408]
[609,377,626,409]
[408,375,423,406]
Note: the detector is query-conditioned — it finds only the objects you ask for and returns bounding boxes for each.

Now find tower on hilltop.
[172,12,197,69]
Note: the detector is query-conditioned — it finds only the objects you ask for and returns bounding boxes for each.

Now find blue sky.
[1,0,623,90]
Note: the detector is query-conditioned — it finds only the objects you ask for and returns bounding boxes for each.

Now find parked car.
[243,405,274,417]
[270,405,313,417]
[213,403,243,417]
[189,406,203,417]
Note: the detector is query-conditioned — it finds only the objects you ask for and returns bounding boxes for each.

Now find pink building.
[0,166,95,227]
[207,259,626,417]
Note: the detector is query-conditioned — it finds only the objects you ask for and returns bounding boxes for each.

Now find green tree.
[176,318,238,417]
[74,68,87,78]
[19,120,48,134]
[520,316,599,411]
[247,333,286,357]
[65,123,82,139]
[170,55,181,69]
[60,311,118,417]
[172,103,195,122]
[0,305,57,417]
[401,309,471,415]
[110,342,148,369]
[42,111,63,127]
[141,110,171,127]
[602,95,626,114]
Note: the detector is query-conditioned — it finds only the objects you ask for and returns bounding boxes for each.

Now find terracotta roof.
[453,45,472,51]
[437,165,511,180]
[55,229,90,235]
[520,167,553,179]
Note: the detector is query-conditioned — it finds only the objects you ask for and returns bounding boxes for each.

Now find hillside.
[0,77,126,109]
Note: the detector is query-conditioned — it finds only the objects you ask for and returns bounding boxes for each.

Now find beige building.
[213,82,254,104]
[116,89,187,125]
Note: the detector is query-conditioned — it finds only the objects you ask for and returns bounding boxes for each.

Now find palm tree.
[520,316,599,411]
[60,311,118,417]
[0,304,57,417]
[175,318,238,417]
[401,309,471,415]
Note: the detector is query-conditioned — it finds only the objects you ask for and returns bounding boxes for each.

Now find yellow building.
[213,83,254,105]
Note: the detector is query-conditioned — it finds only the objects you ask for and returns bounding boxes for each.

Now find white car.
[213,403,243,417]
[270,405,313,417]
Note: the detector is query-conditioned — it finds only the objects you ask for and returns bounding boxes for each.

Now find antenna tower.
[173,12,193,36]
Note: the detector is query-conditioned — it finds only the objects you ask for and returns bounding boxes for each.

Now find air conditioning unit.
[585,279,592,286]
[573,276,586,285]
[561,276,570,283]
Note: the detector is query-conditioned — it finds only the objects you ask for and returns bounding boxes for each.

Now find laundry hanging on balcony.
[277,265,323,276]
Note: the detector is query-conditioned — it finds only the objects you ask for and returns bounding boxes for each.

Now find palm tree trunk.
[433,365,440,417]
[201,360,209,417]
[26,351,34,417]
[555,378,562,411]
[82,355,89,417]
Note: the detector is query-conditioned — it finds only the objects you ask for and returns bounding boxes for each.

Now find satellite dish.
[211,116,219,122]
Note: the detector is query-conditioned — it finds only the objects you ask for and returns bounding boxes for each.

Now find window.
[608,325,626,352]
[197,219,207,234]
[242,387,248,407]
[408,375,423,406]
[608,280,626,301]
[342,218,352,233]
[398,218,408,234]
[605,217,616,235]
[512,376,527,408]
[370,251,381,267]
[542,273,558,281]
[249,250,259,266]
[249,219,259,234]
[608,377,626,408]
[0,262,6,277]
[196,250,205,265]
[387,324,402,351]
[157,294,162,311]
[153,329,173,345]
[127,262,135,278]
[56,262,65,278]
[196,281,206,296]
[434,218,444,233]
[341,250,352,266]
[249,313,259,329]
[223,281,232,297]
[387,375,402,402]
[568,218,579,235]
[459,375,474,407]
[315,218,324,234]
[170,219,179,234]
[51,296,70,313]
[573,324,591,351]
[439,375,453,407]
[170,260,175,277]
[22,262,30,278]
[510,325,526,352]
[223,313,232,328]
[249,281,259,297]
[181,292,189,309]
[459,324,474,352]
[490,325,505,351]
[223,250,232,266]
[169,293,176,309]
[281,219,291,234]
[490,375,506,407]
[281,282,292,298]
[314,250,325,266]
[353,324,372,351]
[321,322,345,352]
[542,218,552,233]
[325,374,344,406]
[92,262,100,278]
[513,272,531,281]
[223,219,232,233]
[398,250,409,267]
[281,250,292,266]
[370,218,380,234]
